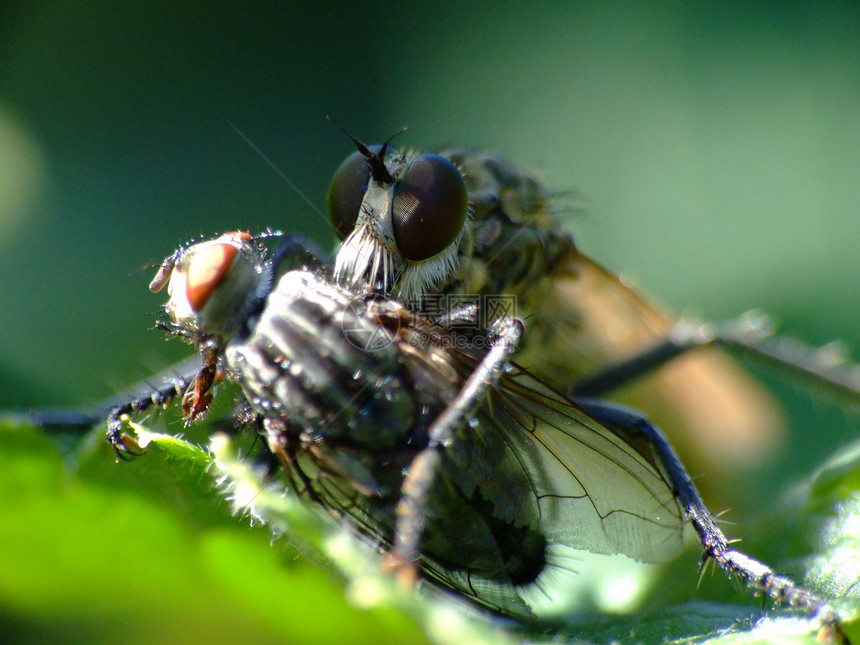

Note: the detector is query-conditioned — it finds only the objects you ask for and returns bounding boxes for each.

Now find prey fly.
[97,230,845,636]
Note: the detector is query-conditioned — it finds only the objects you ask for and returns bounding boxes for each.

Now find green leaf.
[1,417,858,644]
[0,420,428,645]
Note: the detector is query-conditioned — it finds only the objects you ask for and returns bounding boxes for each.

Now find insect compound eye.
[182,236,245,312]
[161,231,259,335]
[391,154,468,261]
[327,145,384,239]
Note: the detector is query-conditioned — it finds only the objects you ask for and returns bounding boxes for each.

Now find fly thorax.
[226,271,416,450]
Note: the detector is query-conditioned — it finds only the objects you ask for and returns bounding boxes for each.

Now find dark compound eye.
[391,154,468,261]
[326,145,385,239]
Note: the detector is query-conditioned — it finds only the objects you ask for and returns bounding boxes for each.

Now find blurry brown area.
[516,255,784,504]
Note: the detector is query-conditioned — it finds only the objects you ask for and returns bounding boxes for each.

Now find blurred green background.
[1,2,859,643]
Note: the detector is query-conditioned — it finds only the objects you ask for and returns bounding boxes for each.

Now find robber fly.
[328,139,788,482]
[110,230,841,634]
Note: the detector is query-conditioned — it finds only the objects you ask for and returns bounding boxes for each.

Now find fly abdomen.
[425,485,549,587]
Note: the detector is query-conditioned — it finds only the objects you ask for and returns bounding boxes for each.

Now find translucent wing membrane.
[409,355,686,616]
[482,367,684,563]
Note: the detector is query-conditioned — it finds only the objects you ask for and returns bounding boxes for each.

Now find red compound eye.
[184,241,239,312]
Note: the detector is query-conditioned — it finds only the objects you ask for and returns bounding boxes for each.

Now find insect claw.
[181,387,213,422]
[695,554,713,589]
[180,356,219,421]
[107,418,147,461]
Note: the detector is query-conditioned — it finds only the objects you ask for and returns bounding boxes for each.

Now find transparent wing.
[463,358,686,565]
[516,254,784,477]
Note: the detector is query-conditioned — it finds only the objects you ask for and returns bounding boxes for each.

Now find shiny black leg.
[390,317,524,579]
[576,397,843,635]
[572,312,860,402]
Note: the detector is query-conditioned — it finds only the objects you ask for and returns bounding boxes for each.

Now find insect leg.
[269,233,332,274]
[19,355,202,459]
[572,312,860,402]
[388,316,524,583]
[575,397,843,634]
[104,380,191,460]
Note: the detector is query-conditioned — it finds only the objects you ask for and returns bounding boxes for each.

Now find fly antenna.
[326,115,407,185]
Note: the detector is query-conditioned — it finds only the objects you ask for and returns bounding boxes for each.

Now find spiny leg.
[388,317,524,583]
[105,374,194,460]
[572,311,860,402]
[576,397,845,639]
[268,233,332,275]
